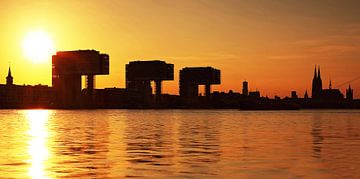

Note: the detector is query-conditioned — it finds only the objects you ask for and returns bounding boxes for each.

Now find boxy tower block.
[180,67,221,97]
[126,60,174,102]
[52,50,109,107]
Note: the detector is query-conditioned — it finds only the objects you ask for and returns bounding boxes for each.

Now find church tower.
[312,65,323,99]
[317,66,323,91]
[304,90,309,99]
[6,67,13,86]
[312,66,317,98]
[346,85,354,100]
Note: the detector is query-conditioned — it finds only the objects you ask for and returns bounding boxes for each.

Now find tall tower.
[242,81,249,96]
[312,65,323,99]
[317,66,323,90]
[6,67,13,86]
[346,85,353,100]
[311,66,318,98]
[304,90,309,99]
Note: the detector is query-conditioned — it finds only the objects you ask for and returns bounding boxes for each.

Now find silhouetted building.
[321,89,344,101]
[0,68,54,108]
[0,84,54,108]
[304,90,309,99]
[321,80,344,101]
[126,60,174,104]
[249,91,260,99]
[242,81,249,96]
[6,67,13,86]
[291,91,298,99]
[312,65,323,99]
[346,85,354,100]
[52,50,109,107]
[179,67,220,98]
[309,66,350,102]
[1,52,359,109]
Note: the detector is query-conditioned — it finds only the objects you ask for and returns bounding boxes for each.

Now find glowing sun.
[22,30,55,63]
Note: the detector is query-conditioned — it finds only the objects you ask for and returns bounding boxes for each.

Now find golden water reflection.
[26,110,51,179]
[1,110,360,178]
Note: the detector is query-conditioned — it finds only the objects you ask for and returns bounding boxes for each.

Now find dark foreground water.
[0,110,359,178]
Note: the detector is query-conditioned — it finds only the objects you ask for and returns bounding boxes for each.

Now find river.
[0,110,359,178]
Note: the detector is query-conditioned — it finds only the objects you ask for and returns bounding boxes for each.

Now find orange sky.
[1,0,360,97]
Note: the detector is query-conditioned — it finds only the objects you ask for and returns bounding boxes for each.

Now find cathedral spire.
[304,90,309,99]
[313,65,317,79]
[346,84,354,100]
[312,65,323,99]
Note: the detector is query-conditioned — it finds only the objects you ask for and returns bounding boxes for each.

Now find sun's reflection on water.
[26,110,51,179]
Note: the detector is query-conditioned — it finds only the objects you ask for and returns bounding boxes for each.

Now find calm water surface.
[0,110,359,178]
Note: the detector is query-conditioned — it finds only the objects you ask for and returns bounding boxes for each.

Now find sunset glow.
[0,1,360,178]
[1,0,359,97]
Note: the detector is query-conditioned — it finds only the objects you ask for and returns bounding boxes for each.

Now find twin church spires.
[312,65,323,99]
[311,65,354,100]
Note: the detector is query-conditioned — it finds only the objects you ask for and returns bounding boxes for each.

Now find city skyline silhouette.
[1,1,360,178]
[0,49,358,109]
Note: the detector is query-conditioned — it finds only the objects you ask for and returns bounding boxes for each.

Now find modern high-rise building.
[312,65,323,99]
[52,50,109,107]
[179,67,220,97]
[126,60,174,103]
[242,81,248,96]
[291,91,298,99]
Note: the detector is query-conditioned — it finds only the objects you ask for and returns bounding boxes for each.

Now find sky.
[1,0,360,97]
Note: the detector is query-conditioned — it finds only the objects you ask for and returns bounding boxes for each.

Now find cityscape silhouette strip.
[0,50,358,109]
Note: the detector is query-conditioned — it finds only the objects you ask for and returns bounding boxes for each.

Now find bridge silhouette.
[335,75,360,88]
